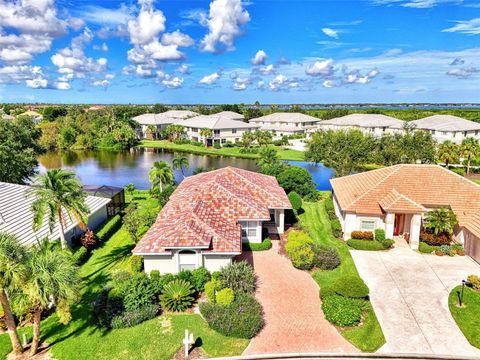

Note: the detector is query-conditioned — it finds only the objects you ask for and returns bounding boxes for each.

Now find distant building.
[210,111,245,121]
[1,113,15,121]
[133,110,199,139]
[175,114,258,146]
[83,185,125,216]
[19,110,43,123]
[314,114,405,136]
[248,112,320,136]
[0,182,110,247]
[396,115,480,144]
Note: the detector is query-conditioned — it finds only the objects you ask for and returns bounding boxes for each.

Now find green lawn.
[298,198,386,352]
[138,140,305,161]
[0,191,248,359]
[448,286,480,349]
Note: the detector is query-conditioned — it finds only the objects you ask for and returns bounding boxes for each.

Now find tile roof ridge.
[344,164,404,210]
[436,164,480,189]
[226,167,279,199]
[394,190,428,211]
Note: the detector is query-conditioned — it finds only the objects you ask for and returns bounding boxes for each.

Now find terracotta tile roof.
[331,164,480,236]
[133,167,291,254]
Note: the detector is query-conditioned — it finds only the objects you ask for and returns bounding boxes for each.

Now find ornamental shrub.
[321,294,363,327]
[289,246,315,270]
[111,304,159,329]
[177,270,194,285]
[288,191,302,211]
[374,229,386,241]
[216,288,235,306]
[95,215,122,242]
[92,287,123,329]
[276,165,316,197]
[467,275,480,290]
[218,261,255,294]
[350,231,374,240]
[160,279,195,312]
[80,230,97,249]
[204,280,219,303]
[331,219,342,238]
[191,267,210,292]
[420,231,451,246]
[380,239,395,249]
[347,239,385,251]
[120,273,159,312]
[332,276,369,299]
[312,244,341,270]
[419,242,438,253]
[242,238,272,251]
[200,294,264,338]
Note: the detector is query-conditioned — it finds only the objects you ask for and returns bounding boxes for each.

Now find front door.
[393,214,403,236]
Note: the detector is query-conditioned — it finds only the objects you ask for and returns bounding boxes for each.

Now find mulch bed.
[172,346,207,360]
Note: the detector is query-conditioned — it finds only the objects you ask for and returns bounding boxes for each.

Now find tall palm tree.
[0,233,27,355]
[241,130,255,147]
[461,137,479,174]
[257,147,279,170]
[424,208,457,235]
[30,169,89,250]
[199,128,213,146]
[22,243,80,355]
[437,140,459,169]
[149,161,173,193]
[172,154,189,178]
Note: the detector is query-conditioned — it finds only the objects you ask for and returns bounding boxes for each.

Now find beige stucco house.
[249,112,319,136]
[133,110,199,139]
[330,164,480,263]
[133,167,291,274]
[175,114,258,146]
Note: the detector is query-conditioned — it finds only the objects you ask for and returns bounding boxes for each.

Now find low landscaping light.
[458,279,472,307]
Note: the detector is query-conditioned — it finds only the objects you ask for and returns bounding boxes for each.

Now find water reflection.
[38,148,333,191]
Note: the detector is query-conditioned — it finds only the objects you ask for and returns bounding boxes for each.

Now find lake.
[38,148,334,191]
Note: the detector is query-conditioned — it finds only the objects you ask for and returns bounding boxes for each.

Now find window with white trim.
[178,250,197,272]
[240,221,257,240]
[360,220,375,231]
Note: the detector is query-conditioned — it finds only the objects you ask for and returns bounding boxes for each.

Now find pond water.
[38,148,334,191]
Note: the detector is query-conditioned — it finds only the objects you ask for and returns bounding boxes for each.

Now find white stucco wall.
[203,254,234,272]
[342,212,385,240]
[143,254,177,274]
[87,206,108,231]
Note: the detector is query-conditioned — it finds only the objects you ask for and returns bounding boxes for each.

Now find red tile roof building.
[133,167,291,273]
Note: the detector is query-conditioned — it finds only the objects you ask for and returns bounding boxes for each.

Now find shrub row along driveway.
[350,239,480,357]
[239,241,357,355]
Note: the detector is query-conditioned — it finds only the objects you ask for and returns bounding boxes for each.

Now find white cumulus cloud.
[305,59,334,77]
[199,72,221,85]
[322,28,338,38]
[162,75,184,88]
[251,50,268,65]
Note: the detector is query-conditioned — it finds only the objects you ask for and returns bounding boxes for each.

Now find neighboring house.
[175,115,259,146]
[330,164,480,263]
[394,115,480,144]
[210,111,245,120]
[249,112,320,136]
[314,114,405,137]
[1,113,14,121]
[133,110,199,139]
[0,182,110,247]
[19,110,43,123]
[133,167,292,274]
[83,185,125,216]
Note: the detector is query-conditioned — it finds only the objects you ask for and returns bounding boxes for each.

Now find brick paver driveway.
[239,241,357,355]
[350,239,480,357]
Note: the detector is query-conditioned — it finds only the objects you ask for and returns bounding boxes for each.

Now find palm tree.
[146,125,157,139]
[257,147,279,170]
[437,141,459,169]
[255,130,272,146]
[0,233,27,355]
[241,130,255,148]
[23,243,80,355]
[424,208,457,235]
[199,128,213,146]
[461,137,479,174]
[172,154,189,178]
[30,169,89,250]
[149,161,173,193]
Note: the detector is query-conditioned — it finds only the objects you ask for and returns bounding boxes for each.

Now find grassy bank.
[138,140,305,161]
[298,197,386,352]
[448,286,480,349]
[0,191,248,360]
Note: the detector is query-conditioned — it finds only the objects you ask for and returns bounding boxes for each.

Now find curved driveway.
[239,241,357,356]
[350,239,480,357]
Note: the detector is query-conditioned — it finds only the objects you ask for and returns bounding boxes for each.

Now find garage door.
[464,230,480,264]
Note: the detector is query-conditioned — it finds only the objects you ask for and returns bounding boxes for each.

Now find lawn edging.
[298,196,386,352]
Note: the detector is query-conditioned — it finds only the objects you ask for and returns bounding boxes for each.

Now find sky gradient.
[0,0,479,104]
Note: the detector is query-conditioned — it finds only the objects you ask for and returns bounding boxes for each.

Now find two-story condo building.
[248,112,320,137]
[133,110,199,139]
[314,114,406,136]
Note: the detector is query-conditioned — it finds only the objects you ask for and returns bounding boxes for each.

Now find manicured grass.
[138,140,305,161]
[298,197,386,352]
[0,191,248,359]
[448,286,480,349]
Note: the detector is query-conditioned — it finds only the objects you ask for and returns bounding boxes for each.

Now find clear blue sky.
[0,0,479,104]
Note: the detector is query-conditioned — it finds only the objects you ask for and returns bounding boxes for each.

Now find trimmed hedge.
[72,246,88,264]
[288,191,302,211]
[322,294,364,327]
[351,231,374,240]
[285,230,315,270]
[200,294,264,338]
[333,276,369,299]
[216,288,235,306]
[347,239,385,251]
[242,238,272,251]
[374,229,385,241]
[331,219,342,239]
[95,215,122,242]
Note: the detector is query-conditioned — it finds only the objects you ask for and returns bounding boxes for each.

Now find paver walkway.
[350,239,480,357]
[240,241,357,355]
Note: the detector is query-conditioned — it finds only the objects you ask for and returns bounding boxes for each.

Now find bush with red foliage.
[350,231,374,240]
[80,230,97,249]
[420,230,451,246]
